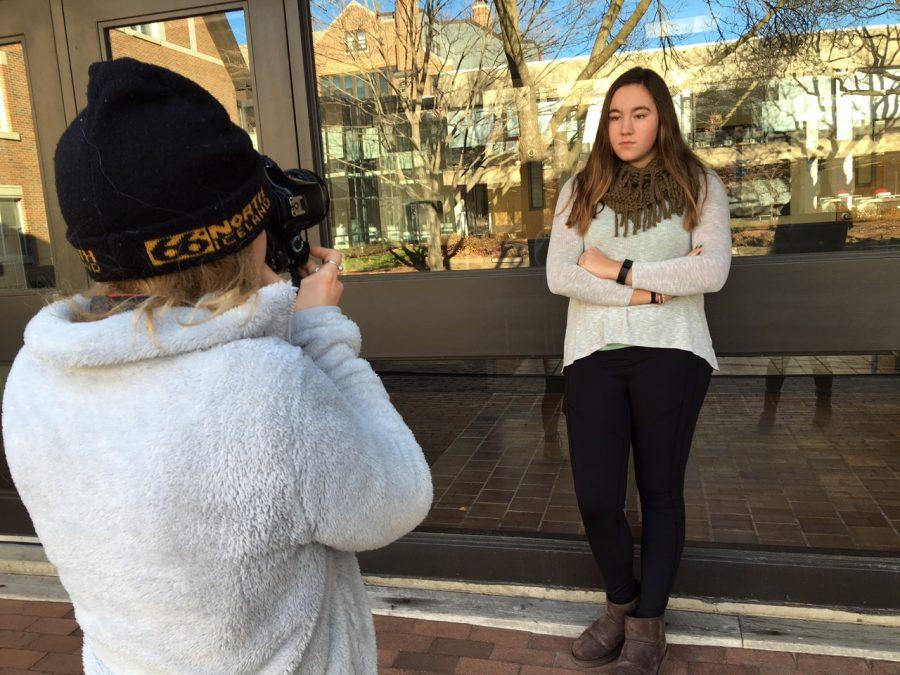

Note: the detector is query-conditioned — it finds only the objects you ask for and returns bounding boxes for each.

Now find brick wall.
[108,26,240,123]
[0,43,52,274]
[164,18,191,50]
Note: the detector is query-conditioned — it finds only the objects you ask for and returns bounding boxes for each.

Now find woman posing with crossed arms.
[546,66,732,675]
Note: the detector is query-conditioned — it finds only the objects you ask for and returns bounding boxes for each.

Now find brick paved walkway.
[0,598,896,673]
[375,614,899,674]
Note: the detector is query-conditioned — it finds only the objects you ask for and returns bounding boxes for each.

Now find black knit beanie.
[55,57,273,282]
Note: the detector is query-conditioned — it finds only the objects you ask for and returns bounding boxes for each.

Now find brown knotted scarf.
[598,157,685,237]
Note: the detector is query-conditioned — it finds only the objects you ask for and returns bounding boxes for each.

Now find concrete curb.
[2,543,898,662]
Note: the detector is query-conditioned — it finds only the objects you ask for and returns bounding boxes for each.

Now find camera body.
[262,155,330,285]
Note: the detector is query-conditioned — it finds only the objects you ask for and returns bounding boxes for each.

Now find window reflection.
[0,43,57,292]
[311,2,898,273]
[107,11,257,148]
[375,354,899,551]
[1,362,15,490]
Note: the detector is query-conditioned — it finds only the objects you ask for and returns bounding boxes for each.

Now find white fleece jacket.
[1,281,433,674]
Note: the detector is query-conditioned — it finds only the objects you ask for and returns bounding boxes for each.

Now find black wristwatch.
[616,259,633,285]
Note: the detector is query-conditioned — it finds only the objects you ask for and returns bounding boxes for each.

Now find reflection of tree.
[312,0,898,270]
[203,14,250,93]
[387,235,467,271]
[493,0,652,233]
[490,0,896,235]
[758,27,895,222]
[315,0,527,270]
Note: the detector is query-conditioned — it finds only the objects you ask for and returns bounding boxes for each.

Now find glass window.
[372,353,900,553]
[1,199,15,256]
[0,359,33,537]
[0,43,56,291]
[1,362,13,492]
[134,22,165,41]
[309,2,900,560]
[0,61,10,133]
[345,29,367,53]
[311,3,899,273]
[107,11,256,148]
[0,199,24,288]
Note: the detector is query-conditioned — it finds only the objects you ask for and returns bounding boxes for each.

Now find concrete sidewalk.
[0,545,898,673]
[0,597,896,674]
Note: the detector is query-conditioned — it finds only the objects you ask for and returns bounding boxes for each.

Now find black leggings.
[564,347,712,618]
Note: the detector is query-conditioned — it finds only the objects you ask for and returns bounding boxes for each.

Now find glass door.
[63,0,302,181]
[0,0,304,537]
[0,0,85,538]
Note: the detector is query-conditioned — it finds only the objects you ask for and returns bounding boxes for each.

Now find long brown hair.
[565,67,707,236]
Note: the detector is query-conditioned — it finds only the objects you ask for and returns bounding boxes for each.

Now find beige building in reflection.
[311,4,899,268]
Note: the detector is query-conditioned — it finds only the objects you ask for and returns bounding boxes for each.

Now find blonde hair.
[67,244,262,340]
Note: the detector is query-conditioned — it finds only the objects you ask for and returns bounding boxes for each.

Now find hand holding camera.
[259,156,343,310]
[262,156,331,288]
[294,246,345,312]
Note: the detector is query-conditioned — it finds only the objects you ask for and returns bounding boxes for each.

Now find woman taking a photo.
[2,58,432,674]
[546,66,732,674]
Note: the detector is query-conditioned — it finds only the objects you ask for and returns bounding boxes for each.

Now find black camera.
[262,155,330,286]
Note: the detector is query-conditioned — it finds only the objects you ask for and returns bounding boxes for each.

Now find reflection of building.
[0,17,255,292]
[0,45,53,290]
[312,12,899,262]
[682,65,899,252]
[314,0,540,248]
[108,17,253,142]
[564,38,899,254]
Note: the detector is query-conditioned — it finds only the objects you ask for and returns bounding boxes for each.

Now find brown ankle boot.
[570,596,638,666]
[612,613,667,674]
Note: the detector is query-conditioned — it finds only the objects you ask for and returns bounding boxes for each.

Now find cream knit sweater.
[546,170,733,369]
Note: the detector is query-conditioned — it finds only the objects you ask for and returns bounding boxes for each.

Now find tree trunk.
[513,73,545,237]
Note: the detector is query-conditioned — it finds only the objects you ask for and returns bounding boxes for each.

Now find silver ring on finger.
[322,259,344,273]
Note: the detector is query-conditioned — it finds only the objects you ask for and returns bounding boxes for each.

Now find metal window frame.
[0,10,83,356]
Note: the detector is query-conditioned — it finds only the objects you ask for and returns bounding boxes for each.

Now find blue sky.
[229,1,897,52]
[226,10,247,45]
[640,0,896,47]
